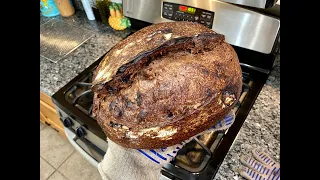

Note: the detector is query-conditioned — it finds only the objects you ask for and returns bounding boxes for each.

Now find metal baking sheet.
[40,18,95,63]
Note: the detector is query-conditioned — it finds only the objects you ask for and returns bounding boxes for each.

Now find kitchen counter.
[214,55,280,180]
[40,11,131,96]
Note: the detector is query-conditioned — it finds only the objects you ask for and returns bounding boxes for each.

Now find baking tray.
[40,18,95,63]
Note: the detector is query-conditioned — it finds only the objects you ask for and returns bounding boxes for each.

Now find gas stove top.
[52,8,280,176]
[52,42,275,179]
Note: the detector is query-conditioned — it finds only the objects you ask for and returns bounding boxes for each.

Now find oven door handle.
[64,127,99,168]
[77,136,106,156]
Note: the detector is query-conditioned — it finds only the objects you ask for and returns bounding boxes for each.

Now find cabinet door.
[40,91,66,138]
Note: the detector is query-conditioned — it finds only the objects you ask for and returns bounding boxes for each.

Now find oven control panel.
[162,2,215,28]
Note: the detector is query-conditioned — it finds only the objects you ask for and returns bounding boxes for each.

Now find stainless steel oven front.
[123,0,280,54]
[56,106,108,168]
[64,128,103,167]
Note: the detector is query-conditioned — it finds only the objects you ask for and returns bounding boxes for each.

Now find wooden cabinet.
[40,91,66,138]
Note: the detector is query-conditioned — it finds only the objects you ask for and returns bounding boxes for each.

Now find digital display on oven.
[179,5,196,14]
[162,2,215,28]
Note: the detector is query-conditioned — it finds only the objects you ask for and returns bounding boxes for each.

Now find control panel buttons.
[76,126,87,137]
[63,117,73,127]
[162,2,214,28]
[200,15,207,21]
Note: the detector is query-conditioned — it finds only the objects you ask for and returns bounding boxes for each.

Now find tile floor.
[40,122,102,180]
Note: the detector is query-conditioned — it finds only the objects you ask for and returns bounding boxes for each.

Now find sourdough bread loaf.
[92,22,242,149]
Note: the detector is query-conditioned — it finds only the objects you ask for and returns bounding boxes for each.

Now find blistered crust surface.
[92,22,213,87]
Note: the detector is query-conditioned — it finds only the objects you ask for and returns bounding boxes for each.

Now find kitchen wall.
[73,0,121,10]
[73,0,97,10]
[73,0,84,10]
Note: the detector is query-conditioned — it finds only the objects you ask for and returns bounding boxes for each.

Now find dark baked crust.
[91,22,214,92]
[92,22,242,149]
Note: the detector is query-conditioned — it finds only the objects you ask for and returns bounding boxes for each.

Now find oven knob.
[76,127,86,137]
[63,118,73,127]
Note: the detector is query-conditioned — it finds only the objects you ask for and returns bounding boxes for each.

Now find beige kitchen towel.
[98,139,163,180]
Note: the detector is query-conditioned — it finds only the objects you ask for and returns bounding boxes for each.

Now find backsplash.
[73,0,122,10]
[73,0,97,10]
[73,0,84,10]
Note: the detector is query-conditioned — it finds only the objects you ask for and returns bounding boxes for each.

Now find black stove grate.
[65,73,95,118]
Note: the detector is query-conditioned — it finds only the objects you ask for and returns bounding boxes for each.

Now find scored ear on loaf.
[91,21,242,149]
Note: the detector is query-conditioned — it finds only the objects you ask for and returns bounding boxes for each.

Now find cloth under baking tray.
[40,19,95,63]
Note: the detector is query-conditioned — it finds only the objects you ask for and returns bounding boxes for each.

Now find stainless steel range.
[52,1,279,179]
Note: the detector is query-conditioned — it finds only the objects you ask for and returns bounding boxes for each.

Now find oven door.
[64,127,106,168]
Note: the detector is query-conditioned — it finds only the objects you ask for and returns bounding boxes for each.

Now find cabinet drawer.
[40,91,65,138]
[40,99,63,127]
[40,112,66,138]
[40,91,56,108]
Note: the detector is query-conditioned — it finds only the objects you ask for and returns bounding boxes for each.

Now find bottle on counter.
[96,0,110,24]
[54,0,75,17]
[40,0,60,17]
[81,0,96,20]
